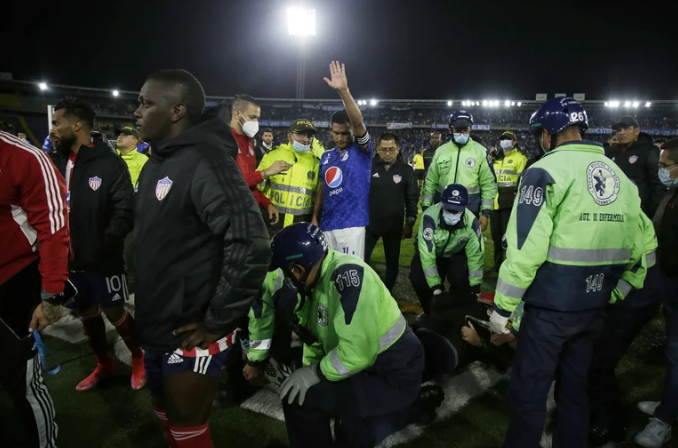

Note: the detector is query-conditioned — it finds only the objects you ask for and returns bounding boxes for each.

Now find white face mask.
[292,140,311,153]
[453,133,470,146]
[239,112,259,138]
[500,140,513,151]
[443,210,462,226]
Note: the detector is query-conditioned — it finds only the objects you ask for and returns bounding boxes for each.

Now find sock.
[170,421,214,448]
[81,312,111,364]
[111,309,143,358]
[153,407,178,448]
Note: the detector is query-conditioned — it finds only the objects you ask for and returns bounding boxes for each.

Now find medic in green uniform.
[409,184,485,315]
[268,223,426,448]
[489,98,648,448]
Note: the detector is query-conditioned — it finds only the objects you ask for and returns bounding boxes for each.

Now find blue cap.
[269,223,328,271]
[448,110,474,128]
[529,97,589,136]
[441,184,468,212]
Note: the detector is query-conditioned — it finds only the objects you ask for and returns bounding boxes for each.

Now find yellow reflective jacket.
[257,143,321,227]
[493,148,528,209]
[118,149,149,187]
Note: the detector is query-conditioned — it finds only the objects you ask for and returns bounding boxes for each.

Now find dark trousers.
[409,250,472,315]
[282,330,423,448]
[490,208,511,268]
[588,301,661,430]
[0,261,58,448]
[365,225,402,292]
[504,305,605,448]
[656,277,678,424]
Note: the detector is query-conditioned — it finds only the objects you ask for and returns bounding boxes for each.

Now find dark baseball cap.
[441,184,468,212]
[611,116,639,130]
[116,127,140,139]
[289,119,317,134]
[500,131,516,140]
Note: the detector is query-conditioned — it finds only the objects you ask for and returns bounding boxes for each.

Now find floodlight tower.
[287,6,316,99]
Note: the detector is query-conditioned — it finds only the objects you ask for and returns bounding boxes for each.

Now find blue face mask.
[443,210,462,226]
[659,167,678,188]
[292,140,311,153]
[453,133,470,146]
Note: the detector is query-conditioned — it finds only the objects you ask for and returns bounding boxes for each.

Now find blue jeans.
[656,277,678,424]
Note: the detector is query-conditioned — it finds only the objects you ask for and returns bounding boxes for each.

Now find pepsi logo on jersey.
[325,166,344,197]
[325,166,343,188]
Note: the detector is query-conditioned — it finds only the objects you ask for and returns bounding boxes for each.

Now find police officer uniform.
[257,120,321,232]
[409,184,485,315]
[490,131,527,270]
[490,98,648,448]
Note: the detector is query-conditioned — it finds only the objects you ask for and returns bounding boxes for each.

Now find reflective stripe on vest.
[328,314,406,377]
[546,247,633,263]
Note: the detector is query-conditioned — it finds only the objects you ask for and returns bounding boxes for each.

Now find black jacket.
[423,147,436,171]
[367,157,419,234]
[134,116,271,351]
[50,144,133,274]
[255,142,271,166]
[656,190,678,282]
[606,136,664,218]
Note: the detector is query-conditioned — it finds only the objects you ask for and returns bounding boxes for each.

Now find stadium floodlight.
[610,101,620,108]
[624,101,631,108]
[286,7,317,36]
[645,101,652,108]
[482,100,488,107]
[604,102,609,107]
[493,100,500,107]
[517,102,522,107]
[461,101,467,107]
[504,100,511,107]
[370,99,378,106]
[447,100,453,107]
[38,82,48,91]
[511,101,515,106]
[632,101,639,108]
[112,90,119,97]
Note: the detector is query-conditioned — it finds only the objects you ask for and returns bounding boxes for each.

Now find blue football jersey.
[319,140,373,231]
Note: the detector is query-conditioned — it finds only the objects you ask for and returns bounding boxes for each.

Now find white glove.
[433,288,443,296]
[279,365,321,405]
[489,310,510,334]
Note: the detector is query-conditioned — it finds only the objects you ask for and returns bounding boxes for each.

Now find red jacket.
[0,131,69,293]
[232,128,271,209]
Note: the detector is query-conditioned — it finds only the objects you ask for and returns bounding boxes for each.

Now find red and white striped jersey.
[172,330,238,358]
[0,131,69,292]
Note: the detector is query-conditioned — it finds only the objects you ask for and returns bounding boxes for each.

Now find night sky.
[2,0,675,100]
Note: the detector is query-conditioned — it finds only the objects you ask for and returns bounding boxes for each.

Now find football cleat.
[131,354,147,390]
[76,360,116,391]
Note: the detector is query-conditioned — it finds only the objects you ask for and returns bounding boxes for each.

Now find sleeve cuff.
[254,171,265,184]
[493,304,512,318]
[406,216,416,226]
[481,210,491,217]
[314,362,327,380]
[41,280,65,295]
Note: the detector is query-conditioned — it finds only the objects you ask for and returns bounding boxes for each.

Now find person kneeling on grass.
[242,268,304,390]
[269,223,443,448]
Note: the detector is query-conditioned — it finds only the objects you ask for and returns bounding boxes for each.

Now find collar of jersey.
[549,140,604,156]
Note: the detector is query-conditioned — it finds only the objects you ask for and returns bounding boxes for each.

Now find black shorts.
[415,170,426,181]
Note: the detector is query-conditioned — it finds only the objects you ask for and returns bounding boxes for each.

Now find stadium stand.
[1,79,676,162]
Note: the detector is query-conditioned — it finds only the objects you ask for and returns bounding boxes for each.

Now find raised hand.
[323,61,348,91]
